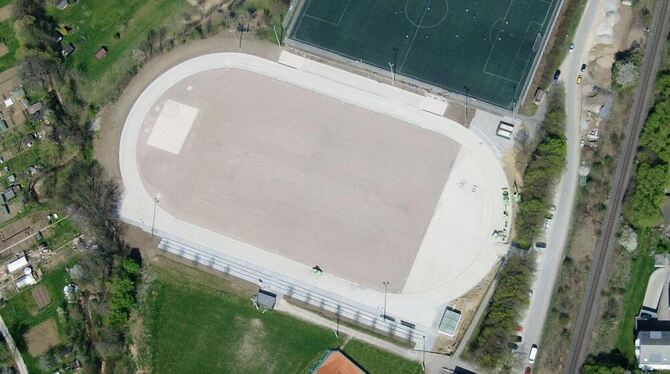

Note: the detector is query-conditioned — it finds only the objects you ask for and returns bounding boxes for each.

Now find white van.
[529,344,538,364]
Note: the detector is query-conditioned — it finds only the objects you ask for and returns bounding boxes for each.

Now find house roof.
[56,0,68,10]
[638,331,670,369]
[26,102,43,115]
[312,350,364,374]
[643,267,670,313]
[16,273,36,288]
[7,256,27,273]
[95,47,108,60]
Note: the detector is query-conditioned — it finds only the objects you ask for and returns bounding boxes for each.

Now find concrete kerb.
[119,52,510,341]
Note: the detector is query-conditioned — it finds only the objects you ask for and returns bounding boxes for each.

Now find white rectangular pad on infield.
[146,99,198,155]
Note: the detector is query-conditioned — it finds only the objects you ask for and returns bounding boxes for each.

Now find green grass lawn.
[342,339,423,374]
[147,259,422,373]
[47,0,193,104]
[148,277,343,373]
[0,20,18,73]
[614,229,656,363]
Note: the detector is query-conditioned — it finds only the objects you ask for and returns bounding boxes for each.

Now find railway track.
[563,1,670,372]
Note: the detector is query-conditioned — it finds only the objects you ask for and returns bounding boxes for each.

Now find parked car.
[529,344,538,364]
[569,42,575,52]
[535,242,547,249]
[508,342,519,351]
[513,335,523,343]
[544,218,552,230]
[525,367,532,374]
[553,69,561,81]
[580,63,587,72]
[576,75,583,84]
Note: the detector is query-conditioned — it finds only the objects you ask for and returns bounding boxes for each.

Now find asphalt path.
[564,0,670,372]
[513,0,597,370]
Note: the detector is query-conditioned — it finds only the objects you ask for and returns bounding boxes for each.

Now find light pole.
[391,47,399,85]
[388,62,395,85]
[382,281,389,318]
[422,335,426,371]
[512,85,516,119]
[463,86,469,124]
[151,195,159,238]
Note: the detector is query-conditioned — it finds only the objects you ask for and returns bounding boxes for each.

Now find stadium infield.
[119,53,510,329]
[136,68,459,290]
[289,0,558,109]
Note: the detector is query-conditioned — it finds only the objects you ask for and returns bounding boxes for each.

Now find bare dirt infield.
[31,285,50,310]
[137,68,459,290]
[25,318,59,356]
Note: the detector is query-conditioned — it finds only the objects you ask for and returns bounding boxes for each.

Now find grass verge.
[145,256,421,373]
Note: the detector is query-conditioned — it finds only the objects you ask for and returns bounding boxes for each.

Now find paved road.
[515,0,597,369]
[564,0,670,372]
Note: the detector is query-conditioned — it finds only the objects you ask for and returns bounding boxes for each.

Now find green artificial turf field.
[290,0,558,108]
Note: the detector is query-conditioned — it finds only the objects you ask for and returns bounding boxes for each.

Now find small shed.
[16,272,36,289]
[61,43,75,57]
[56,0,69,10]
[438,306,462,336]
[95,47,108,60]
[7,256,28,273]
[0,119,7,131]
[11,87,25,100]
[27,102,44,121]
[3,97,12,108]
[2,186,16,202]
[253,289,276,309]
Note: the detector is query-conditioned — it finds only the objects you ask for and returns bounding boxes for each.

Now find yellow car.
[576,75,583,84]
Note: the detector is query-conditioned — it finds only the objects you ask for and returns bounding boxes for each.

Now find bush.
[626,71,670,227]
[515,87,567,245]
[466,252,536,367]
[612,45,642,92]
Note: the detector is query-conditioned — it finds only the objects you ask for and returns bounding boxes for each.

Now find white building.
[637,331,670,370]
[6,256,28,274]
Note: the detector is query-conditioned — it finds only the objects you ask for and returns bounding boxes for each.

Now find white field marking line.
[0,215,70,255]
[303,0,352,27]
[483,69,522,84]
[293,0,314,37]
[404,0,449,29]
[304,14,340,26]
[515,21,542,62]
[540,0,556,28]
[515,56,531,92]
[337,0,352,25]
[488,17,505,48]
[399,0,434,71]
[482,0,515,72]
